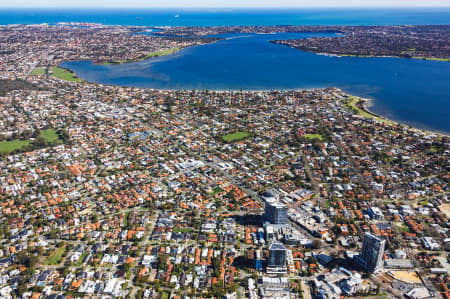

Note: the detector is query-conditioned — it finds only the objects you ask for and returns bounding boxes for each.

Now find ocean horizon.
[1,7,450,26]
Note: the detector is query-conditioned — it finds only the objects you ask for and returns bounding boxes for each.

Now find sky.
[0,0,449,8]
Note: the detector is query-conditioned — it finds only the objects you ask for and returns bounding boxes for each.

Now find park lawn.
[50,66,83,82]
[0,139,31,153]
[344,97,374,118]
[41,129,60,143]
[100,48,180,65]
[173,227,194,233]
[0,129,62,154]
[162,291,170,299]
[74,252,89,266]
[344,96,395,125]
[124,211,130,227]
[222,131,250,142]
[303,134,324,141]
[340,54,450,62]
[144,47,180,58]
[43,246,66,265]
[341,54,378,58]
[31,67,46,75]
[396,223,411,233]
[412,56,450,62]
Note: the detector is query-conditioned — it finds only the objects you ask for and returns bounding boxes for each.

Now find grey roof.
[269,241,286,251]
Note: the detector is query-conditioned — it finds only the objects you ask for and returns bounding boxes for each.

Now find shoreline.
[94,47,181,65]
[31,62,450,136]
[286,47,450,62]
[338,54,450,62]
[42,60,450,136]
[340,92,449,137]
[49,65,83,82]
[40,34,448,136]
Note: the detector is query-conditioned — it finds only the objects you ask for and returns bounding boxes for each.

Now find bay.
[1,8,449,133]
[61,32,450,133]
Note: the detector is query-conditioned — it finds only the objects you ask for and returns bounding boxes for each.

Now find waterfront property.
[61,31,450,133]
[50,66,83,82]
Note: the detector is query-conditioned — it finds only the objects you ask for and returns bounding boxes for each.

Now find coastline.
[301,50,450,62]
[31,61,450,136]
[341,93,449,137]
[95,47,181,65]
[338,54,450,62]
[42,30,449,136]
[44,59,450,136]
[46,65,83,82]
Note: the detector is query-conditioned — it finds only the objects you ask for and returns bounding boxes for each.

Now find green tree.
[33,136,48,147]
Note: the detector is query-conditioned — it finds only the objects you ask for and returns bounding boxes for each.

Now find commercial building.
[421,237,440,250]
[260,276,290,299]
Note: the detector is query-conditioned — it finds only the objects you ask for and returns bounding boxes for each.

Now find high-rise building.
[267,241,287,274]
[355,232,385,272]
[262,191,288,225]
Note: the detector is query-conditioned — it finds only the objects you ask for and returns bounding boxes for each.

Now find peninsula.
[271,25,450,61]
[154,25,450,61]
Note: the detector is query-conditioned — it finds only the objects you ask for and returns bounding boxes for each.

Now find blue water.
[2,8,450,132]
[1,8,450,26]
[61,32,450,133]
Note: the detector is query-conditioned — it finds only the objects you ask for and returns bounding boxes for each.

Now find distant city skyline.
[1,0,449,8]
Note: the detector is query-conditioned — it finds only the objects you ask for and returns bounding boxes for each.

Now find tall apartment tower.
[356,232,386,272]
[262,191,288,225]
[267,241,287,274]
